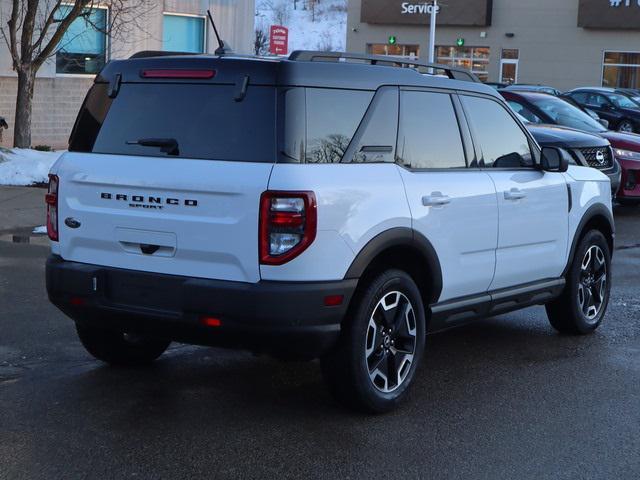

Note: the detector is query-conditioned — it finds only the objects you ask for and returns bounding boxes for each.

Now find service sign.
[269,25,289,55]
[578,0,640,29]
[361,0,493,26]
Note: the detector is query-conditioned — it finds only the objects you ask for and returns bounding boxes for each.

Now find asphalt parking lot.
[1,187,639,480]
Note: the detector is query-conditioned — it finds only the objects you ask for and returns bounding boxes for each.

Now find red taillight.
[200,316,222,328]
[140,69,216,79]
[46,174,59,242]
[259,191,317,265]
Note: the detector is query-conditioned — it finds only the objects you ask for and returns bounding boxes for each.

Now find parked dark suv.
[564,87,640,133]
[501,91,621,191]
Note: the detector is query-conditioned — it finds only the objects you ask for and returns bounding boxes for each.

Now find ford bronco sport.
[46,51,614,413]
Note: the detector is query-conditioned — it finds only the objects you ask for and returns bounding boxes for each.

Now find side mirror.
[598,118,610,129]
[541,147,569,173]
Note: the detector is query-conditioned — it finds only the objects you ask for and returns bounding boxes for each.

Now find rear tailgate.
[54,56,279,283]
[55,154,271,283]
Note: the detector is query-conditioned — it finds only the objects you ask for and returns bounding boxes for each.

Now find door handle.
[504,188,527,201]
[422,192,451,207]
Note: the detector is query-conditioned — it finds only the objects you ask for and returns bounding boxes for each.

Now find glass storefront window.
[368,44,420,58]
[603,51,640,89]
[437,45,490,82]
[55,6,107,75]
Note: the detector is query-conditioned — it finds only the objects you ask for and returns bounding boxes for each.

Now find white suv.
[46,51,614,413]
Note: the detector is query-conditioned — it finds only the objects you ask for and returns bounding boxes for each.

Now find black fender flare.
[563,203,615,277]
[343,227,443,304]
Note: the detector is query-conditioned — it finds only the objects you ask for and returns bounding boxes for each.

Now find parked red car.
[500,90,640,204]
[602,131,640,205]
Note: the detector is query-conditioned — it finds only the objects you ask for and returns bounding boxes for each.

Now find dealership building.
[348,0,640,90]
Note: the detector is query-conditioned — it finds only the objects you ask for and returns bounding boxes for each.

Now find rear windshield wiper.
[127,138,179,156]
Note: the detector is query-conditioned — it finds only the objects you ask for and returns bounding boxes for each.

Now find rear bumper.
[46,255,356,358]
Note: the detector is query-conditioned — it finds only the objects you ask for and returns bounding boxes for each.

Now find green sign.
[388,35,397,45]
[456,38,465,47]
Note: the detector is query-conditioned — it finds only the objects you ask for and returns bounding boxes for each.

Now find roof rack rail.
[129,50,200,59]
[288,50,480,83]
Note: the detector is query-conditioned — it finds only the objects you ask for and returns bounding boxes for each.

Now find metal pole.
[428,0,438,64]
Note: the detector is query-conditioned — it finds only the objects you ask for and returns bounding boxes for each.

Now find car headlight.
[614,148,640,161]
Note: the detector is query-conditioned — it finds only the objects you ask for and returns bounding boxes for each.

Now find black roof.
[96,51,498,98]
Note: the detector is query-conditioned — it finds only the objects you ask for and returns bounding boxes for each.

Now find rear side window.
[396,91,466,169]
[461,95,533,168]
[347,87,399,164]
[70,83,276,162]
[305,89,373,163]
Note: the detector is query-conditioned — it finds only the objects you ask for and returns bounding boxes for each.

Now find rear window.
[70,83,276,162]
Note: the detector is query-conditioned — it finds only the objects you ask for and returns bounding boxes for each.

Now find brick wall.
[0,76,93,149]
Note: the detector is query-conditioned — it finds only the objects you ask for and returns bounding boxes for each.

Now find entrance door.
[500,60,518,84]
[500,48,519,85]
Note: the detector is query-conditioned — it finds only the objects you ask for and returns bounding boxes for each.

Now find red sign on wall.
[269,25,289,55]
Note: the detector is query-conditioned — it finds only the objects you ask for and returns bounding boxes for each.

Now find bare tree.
[0,0,154,148]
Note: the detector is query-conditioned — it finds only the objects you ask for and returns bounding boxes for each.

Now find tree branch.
[5,0,20,70]
[31,0,63,55]
[33,0,93,69]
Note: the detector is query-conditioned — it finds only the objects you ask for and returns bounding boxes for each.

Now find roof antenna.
[207,10,228,55]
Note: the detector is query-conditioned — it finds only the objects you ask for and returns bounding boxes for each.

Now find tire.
[321,269,426,413]
[546,230,611,334]
[76,325,171,366]
[617,119,635,133]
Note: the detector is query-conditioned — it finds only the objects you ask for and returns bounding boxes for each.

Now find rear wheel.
[321,269,426,413]
[76,325,171,366]
[617,119,635,133]
[546,230,611,334]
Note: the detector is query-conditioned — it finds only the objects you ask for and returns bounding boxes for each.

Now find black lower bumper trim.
[46,256,356,358]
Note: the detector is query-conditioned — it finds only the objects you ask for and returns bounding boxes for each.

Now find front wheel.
[321,269,426,413]
[546,230,611,334]
[617,119,635,133]
[76,325,171,366]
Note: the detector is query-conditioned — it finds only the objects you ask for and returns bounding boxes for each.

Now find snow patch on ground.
[255,0,347,53]
[0,149,63,186]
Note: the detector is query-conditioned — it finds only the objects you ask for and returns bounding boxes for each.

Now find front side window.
[529,96,606,133]
[163,14,206,53]
[507,100,542,124]
[56,6,107,74]
[396,91,466,169]
[607,93,638,109]
[461,95,533,169]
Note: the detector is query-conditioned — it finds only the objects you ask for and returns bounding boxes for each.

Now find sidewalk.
[0,186,46,234]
